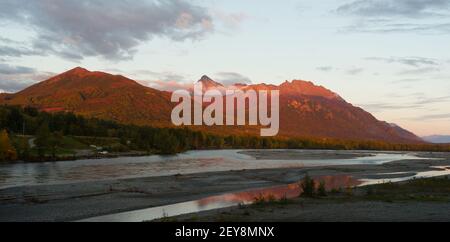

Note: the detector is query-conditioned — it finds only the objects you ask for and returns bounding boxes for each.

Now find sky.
[0,0,449,136]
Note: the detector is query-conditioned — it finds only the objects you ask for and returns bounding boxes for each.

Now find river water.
[0,149,422,189]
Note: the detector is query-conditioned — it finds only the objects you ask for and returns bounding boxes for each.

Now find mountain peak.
[198,75,224,88]
[200,75,212,81]
[64,67,90,75]
[30,66,141,91]
[280,79,343,100]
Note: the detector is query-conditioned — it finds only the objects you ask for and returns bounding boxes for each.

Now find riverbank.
[0,151,448,222]
[1,148,386,164]
[15,150,151,164]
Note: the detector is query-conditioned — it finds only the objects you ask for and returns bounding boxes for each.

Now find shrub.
[300,174,315,197]
[330,187,342,194]
[366,186,375,196]
[317,181,327,197]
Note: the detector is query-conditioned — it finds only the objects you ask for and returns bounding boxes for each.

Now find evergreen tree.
[48,131,63,158]
[12,136,30,160]
[35,123,51,157]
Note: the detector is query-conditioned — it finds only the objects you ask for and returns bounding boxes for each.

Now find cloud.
[132,70,192,91]
[398,67,441,75]
[390,78,424,84]
[366,56,443,76]
[0,0,214,61]
[213,10,248,29]
[341,21,450,34]
[316,66,334,72]
[336,0,450,34]
[346,67,364,75]
[413,95,450,105]
[136,71,252,91]
[213,72,252,86]
[136,70,189,82]
[359,102,422,112]
[365,56,439,67]
[0,63,35,75]
[359,94,450,113]
[0,46,43,58]
[0,38,45,58]
[412,113,450,121]
[0,79,33,93]
[0,64,54,92]
[337,0,450,18]
[147,79,193,92]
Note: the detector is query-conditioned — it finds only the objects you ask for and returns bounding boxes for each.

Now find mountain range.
[422,135,450,144]
[0,67,423,143]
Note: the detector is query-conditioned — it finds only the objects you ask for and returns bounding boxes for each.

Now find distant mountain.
[0,67,174,126]
[0,67,423,143]
[422,135,450,144]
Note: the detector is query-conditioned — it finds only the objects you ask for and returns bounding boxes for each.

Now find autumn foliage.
[0,129,17,161]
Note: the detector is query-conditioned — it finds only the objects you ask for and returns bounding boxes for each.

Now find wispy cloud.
[412,113,450,121]
[398,67,441,75]
[337,0,450,18]
[336,0,450,34]
[213,72,252,86]
[341,22,450,34]
[359,102,422,112]
[130,70,192,91]
[146,79,192,92]
[359,93,450,113]
[390,78,425,84]
[365,56,444,76]
[212,10,248,30]
[138,71,252,91]
[365,56,439,67]
[346,67,364,75]
[413,95,450,105]
[316,66,334,72]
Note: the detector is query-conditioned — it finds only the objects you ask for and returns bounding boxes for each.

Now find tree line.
[0,105,449,162]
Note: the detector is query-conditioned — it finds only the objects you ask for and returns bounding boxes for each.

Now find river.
[0,149,423,189]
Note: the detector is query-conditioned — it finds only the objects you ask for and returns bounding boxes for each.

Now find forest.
[0,105,449,162]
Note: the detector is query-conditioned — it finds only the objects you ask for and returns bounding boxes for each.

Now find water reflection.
[80,174,361,222]
[198,175,362,206]
[80,167,450,222]
[0,150,424,189]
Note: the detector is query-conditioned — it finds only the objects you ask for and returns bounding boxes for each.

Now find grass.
[359,176,450,202]
[28,147,77,158]
[12,135,133,162]
[250,176,450,209]
[72,136,121,147]
[252,194,293,207]
[58,136,91,149]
